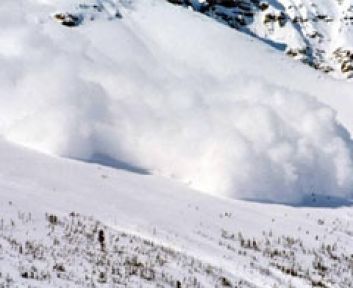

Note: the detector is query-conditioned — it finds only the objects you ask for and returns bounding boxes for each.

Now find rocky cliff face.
[167,0,353,78]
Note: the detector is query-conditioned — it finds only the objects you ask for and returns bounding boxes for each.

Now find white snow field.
[0,0,353,287]
[1,139,353,287]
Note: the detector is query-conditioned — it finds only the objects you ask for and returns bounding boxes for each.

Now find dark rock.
[53,13,83,27]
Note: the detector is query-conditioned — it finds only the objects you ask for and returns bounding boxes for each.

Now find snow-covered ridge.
[167,0,353,78]
[0,0,353,204]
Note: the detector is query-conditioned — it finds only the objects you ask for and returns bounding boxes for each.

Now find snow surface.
[1,1,353,286]
[0,0,353,203]
[0,139,353,287]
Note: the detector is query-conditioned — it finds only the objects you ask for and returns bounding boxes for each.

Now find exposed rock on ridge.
[167,0,353,78]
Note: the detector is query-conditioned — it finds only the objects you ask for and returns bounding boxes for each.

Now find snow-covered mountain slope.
[1,0,353,203]
[1,1,353,287]
[1,139,353,287]
[168,0,353,78]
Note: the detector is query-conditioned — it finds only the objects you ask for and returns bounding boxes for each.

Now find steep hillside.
[168,0,353,78]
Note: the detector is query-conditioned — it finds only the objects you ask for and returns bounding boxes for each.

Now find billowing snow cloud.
[1,0,353,204]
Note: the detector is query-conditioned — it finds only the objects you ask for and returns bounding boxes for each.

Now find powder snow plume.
[0,0,353,204]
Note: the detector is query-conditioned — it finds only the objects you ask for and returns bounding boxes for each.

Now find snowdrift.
[1,0,353,203]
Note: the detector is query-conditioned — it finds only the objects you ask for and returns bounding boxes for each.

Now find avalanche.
[0,0,353,203]
[1,1,353,287]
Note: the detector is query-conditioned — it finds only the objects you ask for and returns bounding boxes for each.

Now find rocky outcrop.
[167,0,353,79]
[53,13,83,27]
[333,48,353,77]
[53,1,122,27]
